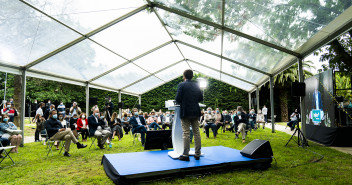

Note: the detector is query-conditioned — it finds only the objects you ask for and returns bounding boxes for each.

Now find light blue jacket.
[0,122,17,136]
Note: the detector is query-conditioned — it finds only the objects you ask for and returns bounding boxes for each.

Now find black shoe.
[98,144,105,149]
[76,142,87,149]
[0,155,4,158]
[290,127,294,131]
[63,152,71,157]
[235,134,239,139]
[194,156,200,160]
[179,155,190,161]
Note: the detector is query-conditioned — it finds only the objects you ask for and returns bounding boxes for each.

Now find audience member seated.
[214,108,224,132]
[234,106,248,143]
[110,112,123,141]
[121,113,131,134]
[162,111,173,129]
[0,114,22,153]
[256,109,265,129]
[99,112,112,147]
[223,110,232,132]
[130,108,147,146]
[248,109,257,132]
[0,136,10,158]
[147,111,161,130]
[157,111,164,127]
[77,113,89,142]
[45,110,87,157]
[204,107,217,139]
[287,109,300,131]
[69,114,78,139]
[88,109,111,149]
[33,114,46,142]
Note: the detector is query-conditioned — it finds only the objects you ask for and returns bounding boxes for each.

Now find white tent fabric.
[1,0,352,96]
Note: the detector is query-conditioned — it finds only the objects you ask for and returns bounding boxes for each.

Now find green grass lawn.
[1,128,351,185]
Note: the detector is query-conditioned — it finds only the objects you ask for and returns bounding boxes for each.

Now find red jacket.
[76,118,88,130]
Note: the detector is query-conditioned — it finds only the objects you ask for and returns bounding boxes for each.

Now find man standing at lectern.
[175,69,203,161]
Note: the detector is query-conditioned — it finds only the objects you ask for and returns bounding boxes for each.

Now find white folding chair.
[0,142,16,168]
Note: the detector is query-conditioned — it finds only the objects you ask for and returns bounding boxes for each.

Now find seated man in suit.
[45,110,87,157]
[130,108,147,146]
[88,108,111,149]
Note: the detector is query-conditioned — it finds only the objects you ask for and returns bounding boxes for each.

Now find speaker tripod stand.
[285,124,309,148]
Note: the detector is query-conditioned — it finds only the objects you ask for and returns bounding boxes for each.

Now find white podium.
[166,101,205,159]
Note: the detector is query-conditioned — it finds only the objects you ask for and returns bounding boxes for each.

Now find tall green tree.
[274,60,314,121]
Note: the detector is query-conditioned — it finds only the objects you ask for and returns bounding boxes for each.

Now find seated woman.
[33,114,46,143]
[45,110,87,157]
[77,113,89,142]
[248,109,257,132]
[234,106,248,143]
[256,109,265,129]
[121,113,131,134]
[0,114,22,153]
[147,111,161,130]
[287,109,300,131]
[204,108,217,139]
[110,112,123,141]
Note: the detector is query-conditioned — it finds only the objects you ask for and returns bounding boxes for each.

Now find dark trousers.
[264,115,268,122]
[35,130,40,141]
[216,122,223,132]
[204,123,217,138]
[133,125,147,144]
[287,120,298,128]
[162,123,171,129]
[78,128,89,140]
[123,123,131,134]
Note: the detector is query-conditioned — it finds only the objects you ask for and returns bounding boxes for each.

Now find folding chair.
[40,130,47,144]
[0,142,16,168]
[132,130,141,145]
[89,135,97,149]
[45,130,66,156]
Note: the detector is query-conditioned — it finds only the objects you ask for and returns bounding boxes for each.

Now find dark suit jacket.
[130,116,146,131]
[88,115,101,136]
[234,112,248,126]
[45,118,63,138]
[175,79,203,118]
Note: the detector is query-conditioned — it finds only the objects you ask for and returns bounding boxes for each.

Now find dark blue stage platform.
[102,146,272,184]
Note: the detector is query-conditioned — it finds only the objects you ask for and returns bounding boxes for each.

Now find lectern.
[165,100,205,159]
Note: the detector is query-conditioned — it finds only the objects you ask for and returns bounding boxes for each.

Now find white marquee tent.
[1,0,352,141]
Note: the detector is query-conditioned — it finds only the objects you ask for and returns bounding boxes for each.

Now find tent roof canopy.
[1,0,352,96]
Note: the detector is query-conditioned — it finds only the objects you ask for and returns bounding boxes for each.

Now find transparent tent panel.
[32,39,126,80]
[225,0,352,51]
[152,0,222,24]
[0,0,80,66]
[124,76,164,94]
[157,9,222,55]
[223,31,290,73]
[221,58,265,84]
[177,44,221,70]
[220,73,254,92]
[188,61,220,80]
[25,0,147,34]
[91,10,171,60]
[133,44,183,73]
[93,63,149,89]
[155,61,190,82]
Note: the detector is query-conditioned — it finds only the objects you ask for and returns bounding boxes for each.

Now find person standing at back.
[262,105,268,125]
[175,69,203,161]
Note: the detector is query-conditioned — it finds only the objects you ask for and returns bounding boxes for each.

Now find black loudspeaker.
[291,82,306,97]
[89,98,97,105]
[136,104,141,109]
[118,102,124,109]
[335,96,344,102]
[240,139,273,159]
[144,130,173,150]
